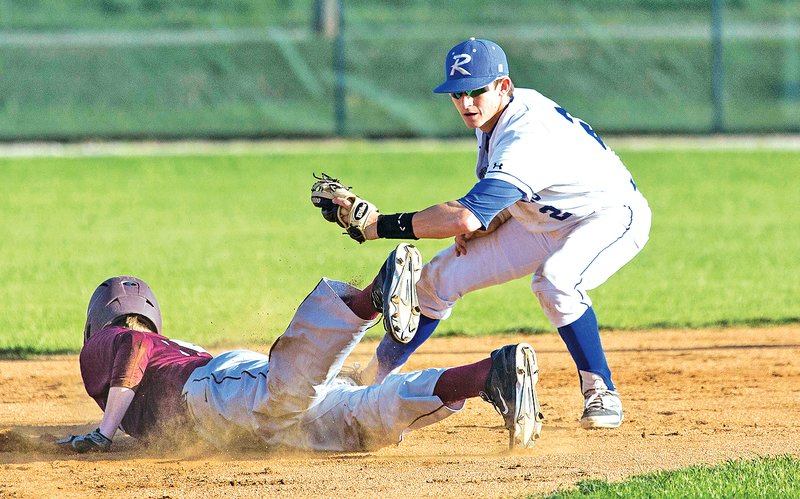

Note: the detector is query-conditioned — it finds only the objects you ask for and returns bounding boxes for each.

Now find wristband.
[376,212,418,240]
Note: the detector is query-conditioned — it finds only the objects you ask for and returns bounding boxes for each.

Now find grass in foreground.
[543,455,800,498]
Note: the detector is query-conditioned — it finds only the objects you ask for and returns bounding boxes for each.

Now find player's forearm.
[98,386,136,439]
[411,201,483,239]
[366,201,481,240]
[363,201,481,240]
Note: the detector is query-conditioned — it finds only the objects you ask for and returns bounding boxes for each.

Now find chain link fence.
[0,0,797,140]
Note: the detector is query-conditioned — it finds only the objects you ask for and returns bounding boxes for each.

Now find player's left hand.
[56,428,112,453]
[332,197,379,240]
[310,173,380,243]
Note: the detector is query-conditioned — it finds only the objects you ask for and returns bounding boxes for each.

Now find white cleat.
[579,373,624,429]
[370,243,422,344]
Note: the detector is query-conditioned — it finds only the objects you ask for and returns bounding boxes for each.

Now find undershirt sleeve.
[111,331,153,390]
[456,178,525,230]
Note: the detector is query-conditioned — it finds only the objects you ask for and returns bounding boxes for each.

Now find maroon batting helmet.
[84,276,162,342]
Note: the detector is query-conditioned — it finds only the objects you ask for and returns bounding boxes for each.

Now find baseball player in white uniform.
[326,38,651,429]
[58,244,543,453]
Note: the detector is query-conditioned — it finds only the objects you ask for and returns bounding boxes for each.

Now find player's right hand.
[455,208,512,256]
[455,233,473,256]
[56,428,112,453]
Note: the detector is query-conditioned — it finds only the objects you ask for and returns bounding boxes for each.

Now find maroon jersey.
[80,327,212,439]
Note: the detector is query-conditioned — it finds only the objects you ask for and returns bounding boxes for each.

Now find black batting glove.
[56,428,112,453]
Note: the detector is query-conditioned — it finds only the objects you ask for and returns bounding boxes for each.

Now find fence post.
[711,0,724,133]
[333,0,346,136]
[313,0,346,136]
[784,0,800,103]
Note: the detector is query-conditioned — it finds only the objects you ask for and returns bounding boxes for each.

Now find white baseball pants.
[417,196,652,328]
[182,278,458,451]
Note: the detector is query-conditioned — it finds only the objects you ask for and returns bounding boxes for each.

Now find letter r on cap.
[450,53,472,76]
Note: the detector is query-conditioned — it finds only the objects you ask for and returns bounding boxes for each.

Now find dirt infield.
[2,326,799,498]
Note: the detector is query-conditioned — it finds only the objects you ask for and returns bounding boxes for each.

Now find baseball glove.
[310,173,379,243]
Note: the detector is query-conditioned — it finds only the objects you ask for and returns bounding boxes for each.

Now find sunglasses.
[450,86,490,99]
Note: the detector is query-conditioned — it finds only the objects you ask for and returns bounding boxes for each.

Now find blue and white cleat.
[371,243,422,344]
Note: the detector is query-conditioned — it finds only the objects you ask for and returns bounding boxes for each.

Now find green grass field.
[1,144,799,355]
[543,455,800,498]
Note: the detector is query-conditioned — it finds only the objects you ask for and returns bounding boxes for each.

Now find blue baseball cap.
[433,38,509,94]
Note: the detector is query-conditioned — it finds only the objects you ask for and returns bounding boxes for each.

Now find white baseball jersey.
[416,88,651,328]
[476,88,643,232]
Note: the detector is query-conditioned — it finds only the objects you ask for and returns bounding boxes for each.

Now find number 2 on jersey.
[554,106,607,150]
